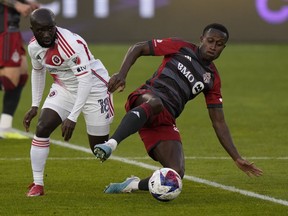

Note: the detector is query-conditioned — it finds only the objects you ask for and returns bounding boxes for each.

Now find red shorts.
[125,88,181,156]
[0,32,25,67]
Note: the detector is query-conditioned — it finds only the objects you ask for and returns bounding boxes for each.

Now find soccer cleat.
[104,176,140,193]
[0,128,29,139]
[93,143,112,162]
[26,183,44,197]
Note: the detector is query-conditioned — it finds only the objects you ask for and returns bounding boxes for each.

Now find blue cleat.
[93,144,112,162]
[104,176,140,193]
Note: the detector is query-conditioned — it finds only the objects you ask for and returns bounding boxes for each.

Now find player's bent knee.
[35,122,52,137]
[148,97,164,115]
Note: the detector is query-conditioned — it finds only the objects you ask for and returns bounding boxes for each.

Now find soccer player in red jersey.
[94,23,263,193]
[0,0,39,138]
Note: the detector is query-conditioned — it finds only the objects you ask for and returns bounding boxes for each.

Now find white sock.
[0,113,13,129]
[30,136,50,186]
[129,180,139,190]
[106,139,118,151]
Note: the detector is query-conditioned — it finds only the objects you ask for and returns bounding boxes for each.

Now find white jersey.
[28,26,111,122]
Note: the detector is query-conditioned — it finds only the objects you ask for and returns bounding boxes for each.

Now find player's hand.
[23,107,38,132]
[108,73,126,93]
[61,119,76,141]
[14,1,34,16]
[235,158,263,177]
[27,1,40,11]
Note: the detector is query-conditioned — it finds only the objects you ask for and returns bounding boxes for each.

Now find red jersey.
[0,2,26,67]
[143,38,223,118]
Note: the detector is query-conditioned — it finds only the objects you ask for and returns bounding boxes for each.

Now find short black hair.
[203,23,229,41]
[30,8,56,26]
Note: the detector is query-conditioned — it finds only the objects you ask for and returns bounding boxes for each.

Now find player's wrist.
[31,106,38,110]
[67,116,77,123]
[234,157,240,161]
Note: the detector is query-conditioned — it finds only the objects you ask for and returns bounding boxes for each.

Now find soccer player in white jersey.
[23,8,114,197]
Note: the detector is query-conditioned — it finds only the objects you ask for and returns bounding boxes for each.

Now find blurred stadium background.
[20,0,288,44]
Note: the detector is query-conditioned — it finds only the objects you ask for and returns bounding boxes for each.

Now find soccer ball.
[148,168,182,202]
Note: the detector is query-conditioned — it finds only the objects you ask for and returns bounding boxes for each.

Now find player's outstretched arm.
[208,107,263,177]
[108,41,151,93]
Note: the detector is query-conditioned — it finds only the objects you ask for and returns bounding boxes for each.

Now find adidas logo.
[131,111,140,118]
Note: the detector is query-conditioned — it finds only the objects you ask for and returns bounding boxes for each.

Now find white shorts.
[42,83,114,136]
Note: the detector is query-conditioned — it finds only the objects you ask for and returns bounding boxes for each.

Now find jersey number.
[98,97,110,113]
[192,81,204,95]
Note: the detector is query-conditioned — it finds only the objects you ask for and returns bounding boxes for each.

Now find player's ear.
[200,35,204,42]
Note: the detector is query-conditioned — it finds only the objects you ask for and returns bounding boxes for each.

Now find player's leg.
[0,67,21,132]
[111,92,163,142]
[104,140,185,193]
[152,140,185,178]
[138,140,185,190]
[0,33,28,137]
[27,108,63,197]
[133,141,185,191]
[88,134,109,149]
[27,86,70,197]
[35,108,63,137]
[0,64,27,133]
[94,92,163,161]
[104,107,182,193]
[127,105,184,191]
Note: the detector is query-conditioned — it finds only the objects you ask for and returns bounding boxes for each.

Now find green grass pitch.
[0,43,288,215]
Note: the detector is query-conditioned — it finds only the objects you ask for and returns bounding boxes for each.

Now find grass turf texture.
[0,44,288,215]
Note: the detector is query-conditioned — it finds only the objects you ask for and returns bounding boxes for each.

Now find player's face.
[31,22,56,48]
[199,28,227,62]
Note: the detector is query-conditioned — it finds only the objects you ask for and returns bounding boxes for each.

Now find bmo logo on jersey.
[178,62,194,83]
[177,62,205,95]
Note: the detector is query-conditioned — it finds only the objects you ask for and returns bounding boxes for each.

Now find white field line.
[3,156,288,161]
[0,157,96,161]
[9,129,288,207]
